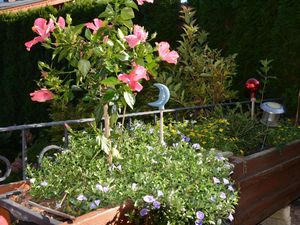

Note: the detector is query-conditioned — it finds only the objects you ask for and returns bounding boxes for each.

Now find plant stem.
[103,104,112,165]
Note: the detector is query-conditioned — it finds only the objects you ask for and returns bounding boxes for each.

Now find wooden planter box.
[1,140,300,225]
[230,140,300,225]
[0,182,132,225]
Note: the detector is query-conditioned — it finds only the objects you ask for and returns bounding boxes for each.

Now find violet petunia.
[140,208,149,217]
[143,195,155,203]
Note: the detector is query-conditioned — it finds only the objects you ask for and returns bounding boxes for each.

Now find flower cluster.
[140,193,163,216]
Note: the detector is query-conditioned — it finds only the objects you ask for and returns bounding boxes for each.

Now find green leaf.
[103,89,119,102]
[101,77,121,86]
[121,19,133,28]
[120,7,135,20]
[85,28,92,40]
[125,0,138,10]
[118,51,130,61]
[124,91,135,109]
[78,59,91,76]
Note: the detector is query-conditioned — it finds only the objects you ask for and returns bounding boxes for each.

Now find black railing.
[0,99,280,182]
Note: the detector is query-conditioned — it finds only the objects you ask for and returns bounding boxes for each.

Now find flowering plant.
[26,0,178,122]
[28,121,238,225]
[25,0,178,163]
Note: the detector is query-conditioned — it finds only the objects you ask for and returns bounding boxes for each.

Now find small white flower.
[228,213,234,222]
[30,178,36,184]
[77,194,87,201]
[94,199,101,206]
[96,184,109,192]
[223,178,230,185]
[192,143,201,150]
[173,143,179,148]
[40,181,48,186]
[228,185,235,192]
[131,183,137,191]
[213,177,220,184]
[55,203,62,209]
[157,190,163,197]
[149,128,154,134]
[220,192,226,199]
[146,145,154,151]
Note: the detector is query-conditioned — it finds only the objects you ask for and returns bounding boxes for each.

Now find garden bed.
[1,140,300,225]
[230,140,300,225]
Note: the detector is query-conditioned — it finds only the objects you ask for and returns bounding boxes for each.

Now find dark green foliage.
[188,0,300,114]
[135,0,181,47]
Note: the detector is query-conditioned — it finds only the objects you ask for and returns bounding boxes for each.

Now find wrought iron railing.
[0,99,279,183]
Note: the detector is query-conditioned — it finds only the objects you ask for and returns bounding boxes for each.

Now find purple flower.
[143,195,155,203]
[215,155,225,161]
[140,208,149,217]
[181,135,190,142]
[153,200,161,209]
[77,194,87,201]
[213,177,220,184]
[228,213,234,222]
[195,221,202,225]
[220,192,226,199]
[195,211,204,225]
[192,143,201,149]
[196,211,204,220]
[90,202,97,209]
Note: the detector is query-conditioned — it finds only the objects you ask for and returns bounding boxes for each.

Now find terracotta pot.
[0,181,133,225]
[230,140,300,225]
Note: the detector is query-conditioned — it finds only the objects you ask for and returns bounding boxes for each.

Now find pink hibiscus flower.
[157,41,179,64]
[124,25,148,48]
[136,0,154,5]
[25,18,55,51]
[85,18,103,34]
[118,64,149,92]
[57,16,66,29]
[30,88,54,102]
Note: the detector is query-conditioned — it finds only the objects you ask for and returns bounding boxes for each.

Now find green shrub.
[156,6,237,107]
[28,121,238,225]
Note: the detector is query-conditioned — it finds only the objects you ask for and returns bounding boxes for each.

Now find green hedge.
[0,0,180,127]
[188,0,300,113]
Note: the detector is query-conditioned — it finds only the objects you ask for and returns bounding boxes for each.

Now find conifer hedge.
[189,0,300,113]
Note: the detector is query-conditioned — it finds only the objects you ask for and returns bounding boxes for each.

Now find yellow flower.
[209,136,214,140]
[219,128,224,132]
[202,141,207,144]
